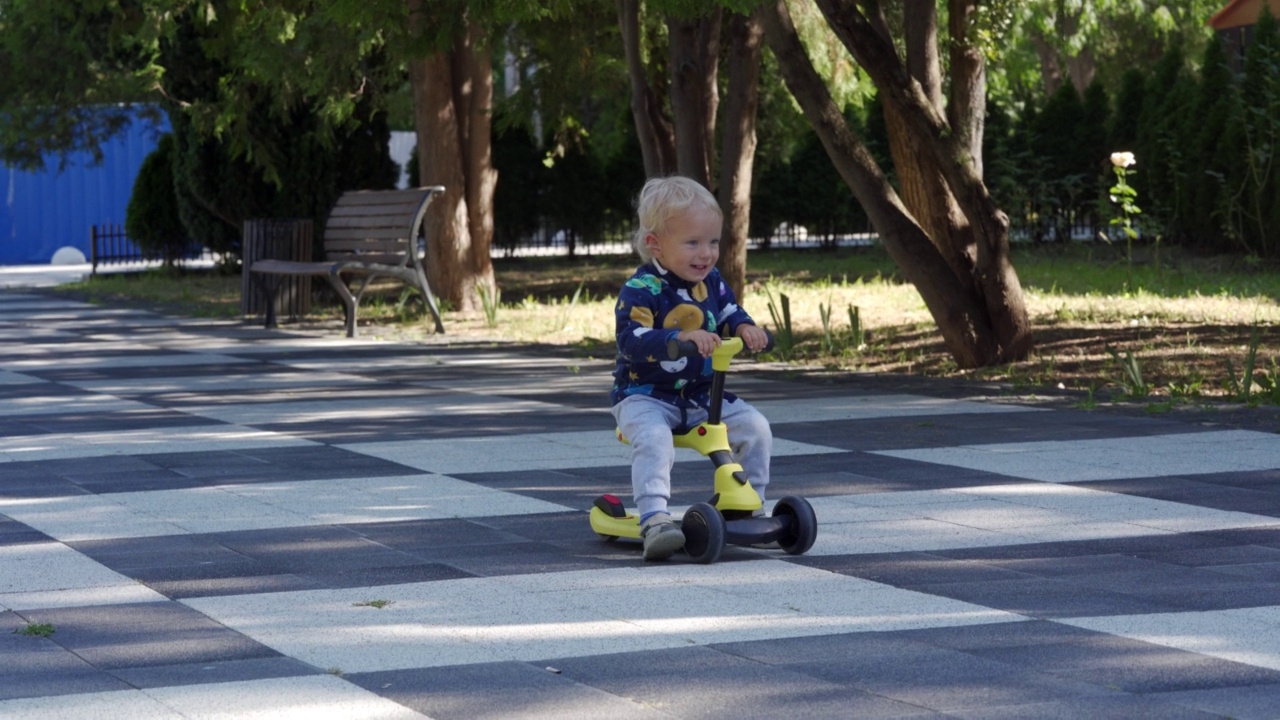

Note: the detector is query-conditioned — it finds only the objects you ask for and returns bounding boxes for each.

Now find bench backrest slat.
[321,186,444,267]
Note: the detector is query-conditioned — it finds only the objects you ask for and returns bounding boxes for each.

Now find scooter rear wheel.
[681,502,725,564]
[773,496,817,555]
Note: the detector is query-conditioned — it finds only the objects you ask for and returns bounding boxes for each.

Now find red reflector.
[603,494,620,503]
[698,427,707,436]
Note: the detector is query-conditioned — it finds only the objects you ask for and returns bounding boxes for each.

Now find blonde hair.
[632,176,722,261]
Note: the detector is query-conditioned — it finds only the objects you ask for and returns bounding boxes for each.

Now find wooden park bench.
[250,186,447,337]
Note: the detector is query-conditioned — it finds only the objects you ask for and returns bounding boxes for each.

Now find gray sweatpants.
[611,394,772,520]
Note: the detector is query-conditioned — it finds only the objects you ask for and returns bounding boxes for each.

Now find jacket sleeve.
[616,282,679,365]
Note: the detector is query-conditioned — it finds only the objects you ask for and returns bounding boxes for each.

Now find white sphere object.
[51,246,88,265]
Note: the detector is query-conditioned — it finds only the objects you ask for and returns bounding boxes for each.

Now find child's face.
[645,207,722,284]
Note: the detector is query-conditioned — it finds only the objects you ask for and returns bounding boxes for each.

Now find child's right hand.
[678,329,721,358]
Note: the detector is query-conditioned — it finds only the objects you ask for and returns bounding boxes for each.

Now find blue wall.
[0,110,169,265]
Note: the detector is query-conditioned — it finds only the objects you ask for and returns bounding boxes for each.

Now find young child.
[611,176,772,561]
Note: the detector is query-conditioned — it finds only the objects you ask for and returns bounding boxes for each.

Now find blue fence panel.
[0,108,169,265]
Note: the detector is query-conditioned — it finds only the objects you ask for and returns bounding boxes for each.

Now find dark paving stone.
[1086,477,1280,517]
[212,525,425,575]
[109,656,319,690]
[252,410,604,443]
[350,662,674,720]
[961,632,1280,693]
[299,562,476,588]
[795,552,1036,587]
[144,574,326,599]
[1202,561,1280,582]
[913,576,1183,618]
[938,531,1247,562]
[1136,544,1280,568]
[24,602,280,670]
[23,408,215,435]
[944,696,1222,719]
[0,611,132,701]
[0,517,51,546]
[716,632,1113,712]
[542,646,945,718]
[1158,683,1280,720]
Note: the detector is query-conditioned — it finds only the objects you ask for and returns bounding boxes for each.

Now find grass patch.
[48,243,1280,405]
[15,622,55,637]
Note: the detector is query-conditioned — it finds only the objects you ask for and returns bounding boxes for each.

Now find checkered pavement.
[3,289,1280,719]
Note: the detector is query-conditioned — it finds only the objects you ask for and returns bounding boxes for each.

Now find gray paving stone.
[944,695,1223,719]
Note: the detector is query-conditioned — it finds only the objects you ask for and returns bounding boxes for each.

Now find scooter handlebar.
[666,328,775,361]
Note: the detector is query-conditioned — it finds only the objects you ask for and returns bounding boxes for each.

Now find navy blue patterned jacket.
[611,261,755,409]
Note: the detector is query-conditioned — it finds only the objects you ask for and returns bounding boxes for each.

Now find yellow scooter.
[590,335,818,563]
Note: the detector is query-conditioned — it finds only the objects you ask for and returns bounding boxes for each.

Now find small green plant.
[819,300,835,354]
[326,667,344,677]
[15,623,55,637]
[848,304,865,351]
[477,283,500,328]
[558,280,586,330]
[353,599,394,609]
[1225,322,1264,405]
[1106,346,1151,399]
[1073,384,1098,410]
[763,284,795,360]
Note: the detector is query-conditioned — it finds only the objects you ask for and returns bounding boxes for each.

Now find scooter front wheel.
[773,496,817,555]
[681,502,725,564]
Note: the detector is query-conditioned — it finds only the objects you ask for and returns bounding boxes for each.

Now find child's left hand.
[736,324,770,353]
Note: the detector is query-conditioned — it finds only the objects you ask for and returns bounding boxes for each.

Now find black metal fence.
[90,224,204,275]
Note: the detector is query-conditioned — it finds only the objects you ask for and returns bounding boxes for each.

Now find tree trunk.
[667,8,721,187]
[814,0,1033,364]
[760,0,998,369]
[763,0,1032,367]
[618,0,674,177]
[408,12,495,314]
[717,9,763,298]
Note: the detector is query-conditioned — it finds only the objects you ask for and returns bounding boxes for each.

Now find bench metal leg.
[255,274,282,329]
[324,271,359,338]
[414,266,446,334]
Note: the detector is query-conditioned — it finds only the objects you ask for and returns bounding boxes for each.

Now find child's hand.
[678,329,722,357]
[736,324,770,353]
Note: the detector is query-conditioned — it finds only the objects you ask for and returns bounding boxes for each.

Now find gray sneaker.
[641,513,685,561]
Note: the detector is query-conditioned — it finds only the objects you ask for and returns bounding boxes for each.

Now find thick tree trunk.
[618,0,674,177]
[760,0,999,369]
[717,9,763,298]
[408,14,495,313]
[813,0,1033,364]
[667,9,721,187]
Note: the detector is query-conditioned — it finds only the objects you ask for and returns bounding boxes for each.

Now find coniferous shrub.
[125,133,192,267]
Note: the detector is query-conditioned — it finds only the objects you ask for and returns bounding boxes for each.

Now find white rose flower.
[1110,151,1136,168]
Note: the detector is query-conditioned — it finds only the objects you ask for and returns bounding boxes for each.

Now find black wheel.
[681,502,725,564]
[773,496,817,555]
[596,533,619,543]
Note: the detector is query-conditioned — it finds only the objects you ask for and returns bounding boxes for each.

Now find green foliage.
[14,623,55,637]
[763,285,794,360]
[125,134,192,266]
[1106,346,1151,399]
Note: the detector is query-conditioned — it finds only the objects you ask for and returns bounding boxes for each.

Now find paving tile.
[1158,683,1280,720]
[539,646,945,718]
[349,661,673,720]
[25,601,282,670]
